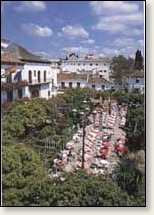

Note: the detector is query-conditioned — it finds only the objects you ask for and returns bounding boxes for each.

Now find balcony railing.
[1,80,28,91]
[28,79,52,85]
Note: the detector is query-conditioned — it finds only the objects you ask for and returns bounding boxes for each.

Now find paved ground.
[54,104,127,175]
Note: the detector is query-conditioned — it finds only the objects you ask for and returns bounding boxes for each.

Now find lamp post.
[72,100,90,169]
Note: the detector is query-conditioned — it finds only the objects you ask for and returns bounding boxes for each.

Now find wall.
[23,62,57,98]
[124,76,144,92]
[61,60,110,80]
[57,79,111,91]
[1,61,58,102]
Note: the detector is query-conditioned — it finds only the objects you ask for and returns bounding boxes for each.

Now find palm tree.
[114,151,145,196]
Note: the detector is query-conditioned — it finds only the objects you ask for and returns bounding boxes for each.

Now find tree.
[114,151,145,202]
[2,143,48,206]
[110,55,134,84]
[46,170,139,206]
[125,103,145,151]
[2,98,47,139]
[134,50,143,70]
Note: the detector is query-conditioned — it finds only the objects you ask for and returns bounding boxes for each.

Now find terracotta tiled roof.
[58,73,87,80]
[64,58,110,62]
[130,71,144,78]
[1,53,24,64]
[57,73,111,84]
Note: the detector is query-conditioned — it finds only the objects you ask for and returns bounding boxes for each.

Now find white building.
[1,43,58,106]
[1,53,25,104]
[60,53,111,81]
[57,73,112,92]
[122,71,144,93]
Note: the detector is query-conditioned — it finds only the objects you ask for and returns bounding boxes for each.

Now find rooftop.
[129,70,144,78]
[1,53,24,64]
[57,73,111,84]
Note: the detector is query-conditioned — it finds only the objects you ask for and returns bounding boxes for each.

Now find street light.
[72,102,90,169]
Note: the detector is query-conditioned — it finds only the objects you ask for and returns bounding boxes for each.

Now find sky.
[1,1,144,59]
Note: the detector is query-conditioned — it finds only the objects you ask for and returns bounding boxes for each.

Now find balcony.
[1,80,28,91]
[28,78,52,85]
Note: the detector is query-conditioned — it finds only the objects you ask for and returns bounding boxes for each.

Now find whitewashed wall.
[61,60,110,80]
[57,79,111,91]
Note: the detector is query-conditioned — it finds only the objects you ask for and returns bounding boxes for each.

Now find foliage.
[2,89,145,206]
[114,151,145,202]
[134,50,143,70]
[125,104,145,151]
[45,170,137,206]
[2,143,47,206]
[110,55,134,83]
[2,98,47,139]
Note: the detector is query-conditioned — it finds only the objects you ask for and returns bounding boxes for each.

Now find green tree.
[46,170,138,206]
[2,98,47,139]
[110,55,134,85]
[2,143,48,206]
[114,151,145,201]
[134,50,143,70]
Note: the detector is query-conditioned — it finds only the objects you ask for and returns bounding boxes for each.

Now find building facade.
[122,71,144,93]
[1,43,58,106]
[57,73,112,92]
[60,53,111,81]
[1,53,26,104]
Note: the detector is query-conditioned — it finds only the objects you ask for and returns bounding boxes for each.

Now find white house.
[5,43,58,98]
[57,72,112,92]
[1,53,25,104]
[60,53,111,81]
[1,44,57,112]
[122,71,144,93]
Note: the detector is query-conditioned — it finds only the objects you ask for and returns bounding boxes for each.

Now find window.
[99,70,102,73]
[48,90,50,97]
[96,64,98,66]
[7,91,13,102]
[34,70,36,77]
[77,82,80,88]
[38,70,41,83]
[78,63,80,66]
[136,78,140,83]
[90,63,93,66]
[83,63,85,66]
[92,85,95,89]
[104,63,106,66]
[18,89,22,99]
[29,70,32,83]
[104,70,107,73]
[69,82,72,88]
[44,70,46,82]
[102,85,105,90]
[100,75,102,78]
[61,82,65,89]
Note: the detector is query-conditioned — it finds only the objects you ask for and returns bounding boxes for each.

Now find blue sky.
[1,1,144,59]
